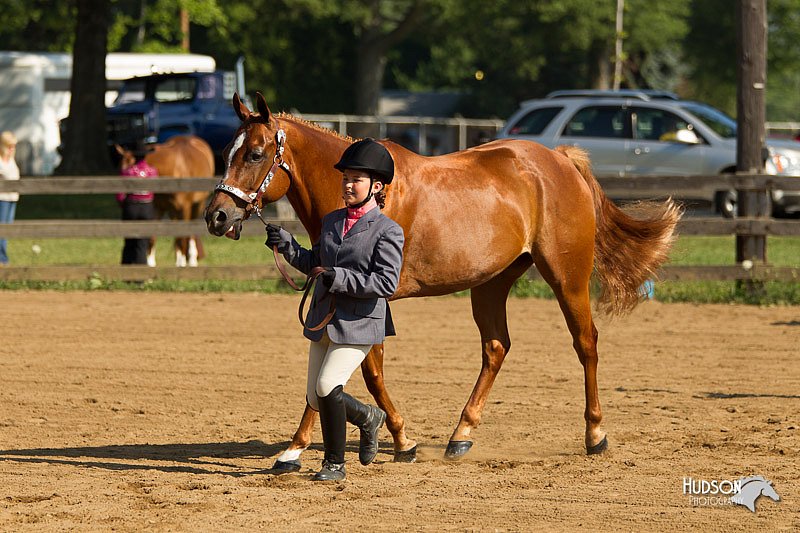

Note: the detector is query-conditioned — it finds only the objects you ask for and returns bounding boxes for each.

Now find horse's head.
[115,144,137,172]
[760,480,780,502]
[205,92,291,239]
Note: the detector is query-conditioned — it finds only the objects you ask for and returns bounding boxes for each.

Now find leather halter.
[214,128,335,332]
[214,129,291,220]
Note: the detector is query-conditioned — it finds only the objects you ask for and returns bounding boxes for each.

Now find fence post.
[457,118,467,151]
[735,0,769,296]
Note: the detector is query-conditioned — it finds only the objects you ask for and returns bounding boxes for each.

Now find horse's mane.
[275,112,356,143]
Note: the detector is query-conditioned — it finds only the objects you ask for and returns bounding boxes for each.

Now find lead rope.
[219,128,335,331]
[254,206,336,332]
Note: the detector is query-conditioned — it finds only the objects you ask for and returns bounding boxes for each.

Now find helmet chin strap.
[347,177,379,209]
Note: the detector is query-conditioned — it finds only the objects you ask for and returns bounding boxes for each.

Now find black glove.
[265,223,286,248]
[320,267,336,288]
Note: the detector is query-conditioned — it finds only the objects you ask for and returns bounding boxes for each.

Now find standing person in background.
[0,131,20,266]
[117,157,157,265]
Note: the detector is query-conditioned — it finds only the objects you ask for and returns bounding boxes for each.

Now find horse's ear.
[256,92,271,121]
[232,92,251,122]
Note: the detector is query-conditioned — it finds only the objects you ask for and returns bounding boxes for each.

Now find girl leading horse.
[205,92,681,469]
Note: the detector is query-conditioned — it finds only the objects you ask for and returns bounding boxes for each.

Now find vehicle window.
[680,102,737,138]
[563,106,629,138]
[154,77,196,103]
[114,80,146,104]
[632,108,690,141]
[508,107,562,135]
[196,75,219,100]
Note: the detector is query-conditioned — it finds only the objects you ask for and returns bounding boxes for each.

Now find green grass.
[16,194,120,220]
[3,235,799,305]
[6,235,308,267]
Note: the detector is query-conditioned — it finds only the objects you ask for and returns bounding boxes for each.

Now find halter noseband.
[215,128,291,220]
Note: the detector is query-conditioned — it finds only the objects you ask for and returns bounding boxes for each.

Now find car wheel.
[715,190,737,218]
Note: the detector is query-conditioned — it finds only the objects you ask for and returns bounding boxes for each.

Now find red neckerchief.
[343,197,377,236]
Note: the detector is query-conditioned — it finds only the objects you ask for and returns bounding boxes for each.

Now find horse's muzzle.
[205,205,244,240]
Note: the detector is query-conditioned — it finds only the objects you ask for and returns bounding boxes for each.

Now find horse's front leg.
[361,343,417,462]
[272,404,316,472]
[147,237,157,267]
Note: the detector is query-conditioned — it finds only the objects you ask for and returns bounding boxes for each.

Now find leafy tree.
[623,0,691,90]
[108,0,226,53]
[387,0,692,117]
[0,1,76,51]
[685,0,800,120]
[56,0,115,175]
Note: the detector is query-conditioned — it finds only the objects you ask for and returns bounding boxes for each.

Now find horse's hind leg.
[446,256,531,459]
[533,239,607,454]
[360,343,417,461]
[187,237,199,267]
[174,237,188,267]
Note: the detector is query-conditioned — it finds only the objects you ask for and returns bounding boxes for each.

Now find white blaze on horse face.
[223,132,246,180]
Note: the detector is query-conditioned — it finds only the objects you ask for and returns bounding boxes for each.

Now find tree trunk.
[352,0,425,117]
[56,0,114,176]
[355,44,388,116]
[589,41,612,90]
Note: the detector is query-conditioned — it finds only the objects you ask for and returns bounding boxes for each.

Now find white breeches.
[306,332,370,411]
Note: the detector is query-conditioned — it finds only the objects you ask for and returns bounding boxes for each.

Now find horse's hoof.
[271,459,301,473]
[586,436,609,455]
[393,445,417,463]
[444,440,473,460]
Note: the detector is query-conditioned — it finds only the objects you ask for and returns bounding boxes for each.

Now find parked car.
[495,89,800,217]
[106,70,244,173]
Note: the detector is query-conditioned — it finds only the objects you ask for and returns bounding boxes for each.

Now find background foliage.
[1,0,798,119]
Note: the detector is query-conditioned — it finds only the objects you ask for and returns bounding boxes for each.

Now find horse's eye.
[249,149,264,162]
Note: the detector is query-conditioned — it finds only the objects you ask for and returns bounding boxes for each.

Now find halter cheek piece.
[214,128,334,331]
[215,129,292,221]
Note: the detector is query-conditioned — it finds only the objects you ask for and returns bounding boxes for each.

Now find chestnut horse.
[117,135,214,266]
[205,93,681,468]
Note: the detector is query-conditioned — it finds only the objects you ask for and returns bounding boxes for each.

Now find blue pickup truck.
[106,70,244,172]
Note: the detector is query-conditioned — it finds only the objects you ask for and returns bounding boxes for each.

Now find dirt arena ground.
[0,291,798,531]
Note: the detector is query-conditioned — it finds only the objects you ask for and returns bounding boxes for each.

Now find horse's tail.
[555,145,683,316]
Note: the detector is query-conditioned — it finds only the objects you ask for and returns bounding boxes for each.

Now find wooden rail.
[1,263,797,283]
[0,173,798,283]
[1,174,799,195]
[1,217,799,239]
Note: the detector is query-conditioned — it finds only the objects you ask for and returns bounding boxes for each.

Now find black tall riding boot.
[342,392,386,465]
[314,385,347,481]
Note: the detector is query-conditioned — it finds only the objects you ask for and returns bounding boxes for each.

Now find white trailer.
[0,52,216,175]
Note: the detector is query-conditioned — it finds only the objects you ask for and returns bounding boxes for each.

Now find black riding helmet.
[334,138,394,184]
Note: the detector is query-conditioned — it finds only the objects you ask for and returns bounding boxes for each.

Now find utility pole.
[180,8,190,51]
[613,0,624,90]
[735,0,769,294]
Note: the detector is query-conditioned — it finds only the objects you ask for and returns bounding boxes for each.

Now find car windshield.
[679,102,737,139]
[114,80,146,104]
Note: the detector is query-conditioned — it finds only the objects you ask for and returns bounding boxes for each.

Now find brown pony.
[205,93,681,469]
[117,135,214,266]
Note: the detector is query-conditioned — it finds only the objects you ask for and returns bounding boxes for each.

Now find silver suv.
[495,90,800,217]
